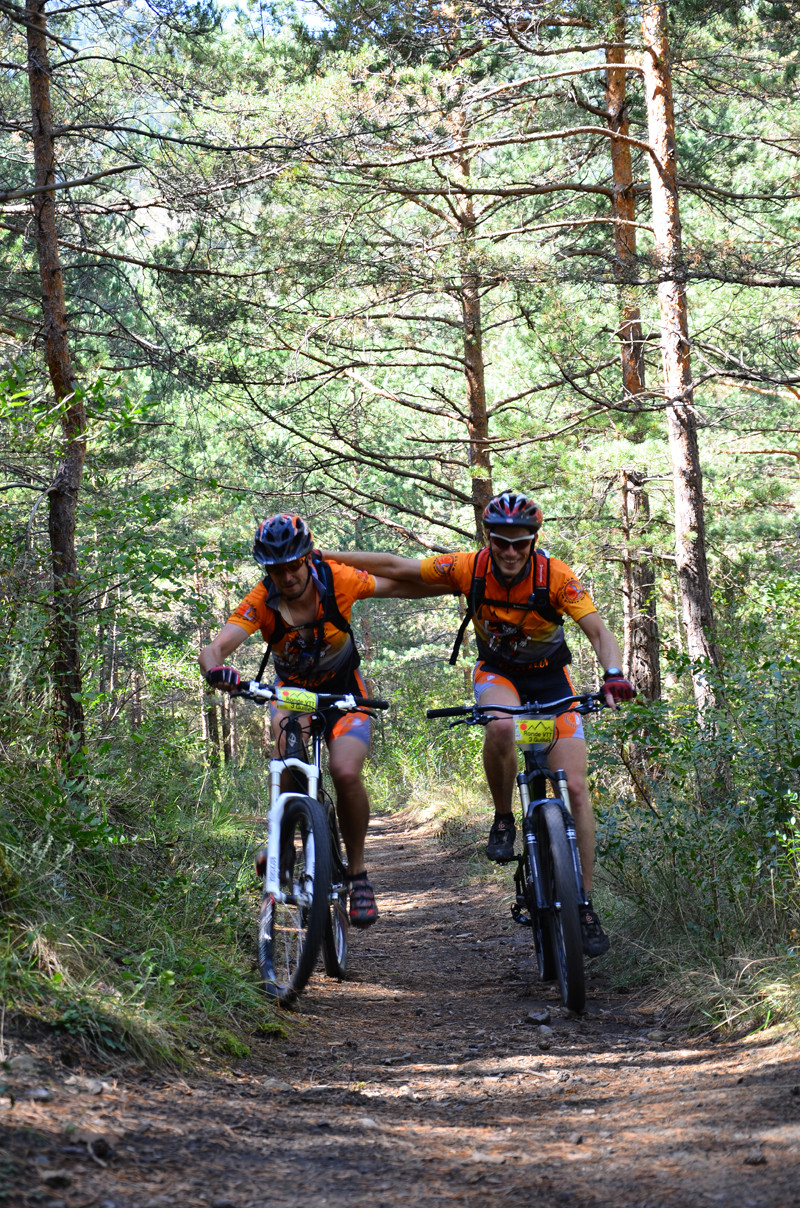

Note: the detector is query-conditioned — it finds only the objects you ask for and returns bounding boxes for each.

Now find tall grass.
[590,647,800,1031]
[0,708,280,1064]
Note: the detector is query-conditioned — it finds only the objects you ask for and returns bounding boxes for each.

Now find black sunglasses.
[489,534,534,552]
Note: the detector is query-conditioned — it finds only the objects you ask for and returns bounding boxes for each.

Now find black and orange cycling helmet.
[483,492,543,534]
[253,514,314,566]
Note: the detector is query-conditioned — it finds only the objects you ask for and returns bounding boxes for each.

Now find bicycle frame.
[263,724,323,905]
[229,680,388,1005]
[241,682,383,903]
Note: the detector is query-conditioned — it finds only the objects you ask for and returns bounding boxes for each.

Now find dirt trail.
[2,811,800,1208]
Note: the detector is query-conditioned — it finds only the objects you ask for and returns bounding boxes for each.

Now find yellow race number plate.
[275,687,318,713]
[514,716,556,745]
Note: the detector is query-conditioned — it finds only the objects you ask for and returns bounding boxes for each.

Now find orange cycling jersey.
[420,549,596,671]
[227,559,375,686]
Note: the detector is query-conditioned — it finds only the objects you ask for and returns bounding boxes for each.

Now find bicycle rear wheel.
[322,806,349,980]
[538,799,585,1013]
[258,795,331,1007]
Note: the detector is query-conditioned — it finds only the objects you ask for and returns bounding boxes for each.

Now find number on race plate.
[514,716,556,745]
[275,687,319,713]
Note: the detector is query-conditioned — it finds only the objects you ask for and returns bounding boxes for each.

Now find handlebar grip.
[352,697,390,710]
[426,706,470,718]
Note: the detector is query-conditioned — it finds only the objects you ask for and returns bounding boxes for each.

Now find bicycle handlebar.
[426,691,608,721]
[232,681,389,711]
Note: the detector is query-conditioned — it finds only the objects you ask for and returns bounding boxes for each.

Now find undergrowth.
[0,711,281,1065]
[590,647,800,1034]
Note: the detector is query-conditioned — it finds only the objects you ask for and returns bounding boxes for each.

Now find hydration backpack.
[449,546,564,666]
[256,554,359,682]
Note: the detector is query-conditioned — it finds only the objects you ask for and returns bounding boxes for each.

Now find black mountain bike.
[233,681,388,1007]
[427,692,609,1014]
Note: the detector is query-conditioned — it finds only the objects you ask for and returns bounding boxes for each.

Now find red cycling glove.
[603,670,636,703]
[205,665,241,691]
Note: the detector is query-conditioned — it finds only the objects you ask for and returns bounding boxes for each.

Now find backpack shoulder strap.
[449,548,490,666]
[256,589,284,680]
[530,549,564,626]
[312,554,354,637]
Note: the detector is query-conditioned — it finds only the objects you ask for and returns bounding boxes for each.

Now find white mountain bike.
[234,681,388,1007]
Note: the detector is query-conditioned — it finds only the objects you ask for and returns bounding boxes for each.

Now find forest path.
[3,810,800,1208]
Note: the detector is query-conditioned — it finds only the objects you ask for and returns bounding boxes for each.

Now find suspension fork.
[553,768,588,905]
[518,770,550,912]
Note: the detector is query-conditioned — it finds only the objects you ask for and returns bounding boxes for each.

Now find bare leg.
[480,682,522,811]
[327,734,370,875]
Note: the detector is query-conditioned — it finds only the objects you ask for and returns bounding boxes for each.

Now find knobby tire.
[539,799,585,1013]
[322,804,349,980]
[258,795,331,1007]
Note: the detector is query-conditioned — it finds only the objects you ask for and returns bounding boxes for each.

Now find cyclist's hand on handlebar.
[205,665,241,692]
[602,671,635,708]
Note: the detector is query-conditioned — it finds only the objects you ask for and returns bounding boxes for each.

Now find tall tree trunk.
[26,0,87,774]
[607,8,660,697]
[641,0,720,711]
[620,468,661,701]
[461,265,493,540]
[205,690,221,762]
[454,131,493,541]
[606,10,646,406]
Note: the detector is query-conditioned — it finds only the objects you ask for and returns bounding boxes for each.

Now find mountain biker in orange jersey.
[199,513,447,929]
[323,492,634,956]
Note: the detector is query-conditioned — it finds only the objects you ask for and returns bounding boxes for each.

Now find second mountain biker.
[324,491,635,956]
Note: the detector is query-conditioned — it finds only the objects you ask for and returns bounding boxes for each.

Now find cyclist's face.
[488,526,534,578]
[270,555,311,599]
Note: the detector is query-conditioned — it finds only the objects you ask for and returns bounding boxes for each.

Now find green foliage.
[589,633,800,1027]
[0,716,279,1063]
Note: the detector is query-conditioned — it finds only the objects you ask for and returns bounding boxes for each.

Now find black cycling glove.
[603,669,636,703]
[205,665,241,691]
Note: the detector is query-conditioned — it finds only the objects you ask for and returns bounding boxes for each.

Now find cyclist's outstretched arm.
[322,550,422,581]
[323,551,450,599]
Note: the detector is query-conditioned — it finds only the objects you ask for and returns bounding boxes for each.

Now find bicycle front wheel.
[539,800,585,1013]
[322,807,349,981]
[258,795,332,1007]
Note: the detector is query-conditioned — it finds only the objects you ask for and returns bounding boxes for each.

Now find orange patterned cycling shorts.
[472,661,585,741]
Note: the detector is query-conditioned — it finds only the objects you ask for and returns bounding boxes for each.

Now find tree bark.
[606,10,646,406]
[453,128,493,540]
[26,0,87,773]
[641,0,720,710]
[607,7,660,698]
[620,468,661,701]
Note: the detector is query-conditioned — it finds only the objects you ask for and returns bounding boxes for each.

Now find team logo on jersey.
[354,568,369,581]
[433,554,455,576]
[561,579,586,604]
[237,603,258,622]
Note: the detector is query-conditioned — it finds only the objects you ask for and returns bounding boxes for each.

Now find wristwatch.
[604,667,622,678]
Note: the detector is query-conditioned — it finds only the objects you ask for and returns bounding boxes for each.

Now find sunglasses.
[270,556,307,573]
[489,534,534,552]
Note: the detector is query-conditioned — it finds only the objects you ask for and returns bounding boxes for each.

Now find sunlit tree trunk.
[453,122,493,541]
[607,7,660,698]
[641,0,720,711]
[26,0,87,779]
[606,9,646,406]
[620,468,661,701]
